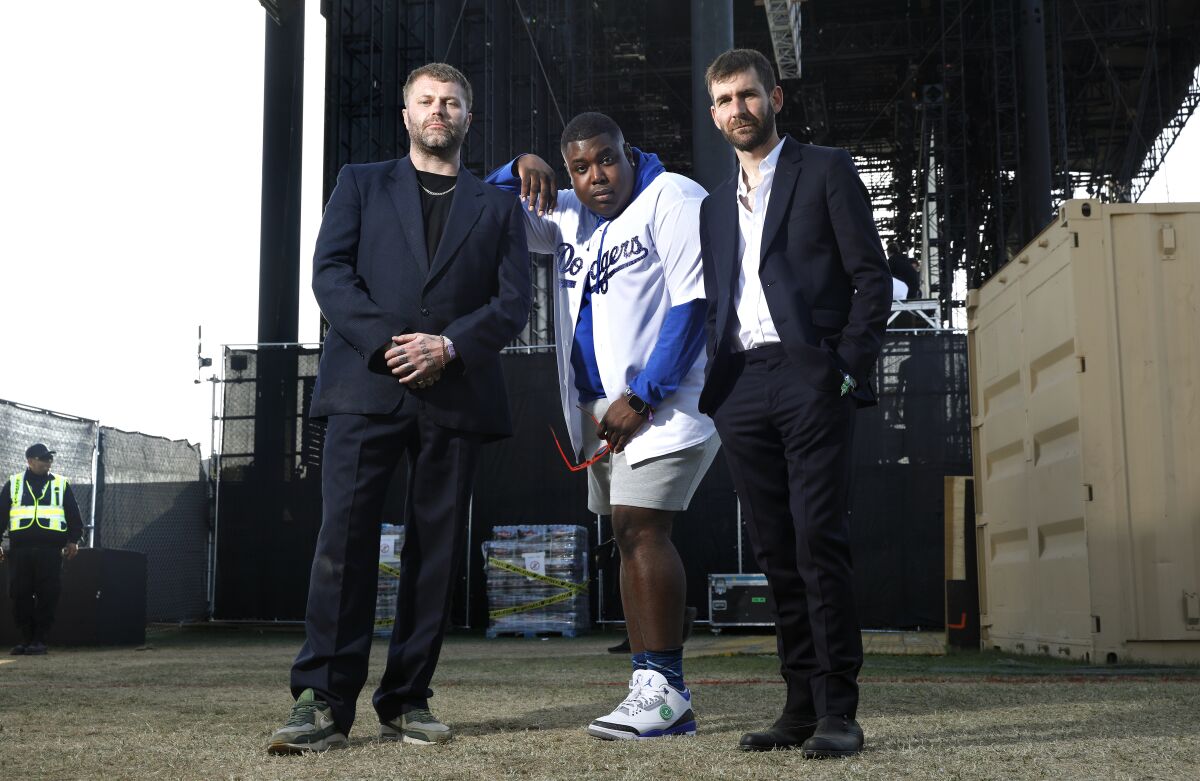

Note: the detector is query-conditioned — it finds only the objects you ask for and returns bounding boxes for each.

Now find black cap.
[25,443,55,460]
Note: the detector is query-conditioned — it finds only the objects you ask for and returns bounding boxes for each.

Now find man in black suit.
[699,49,892,757]
[887,241,922,299]
[268,63,530,755]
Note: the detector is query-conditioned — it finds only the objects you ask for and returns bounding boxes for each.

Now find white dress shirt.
[733,136,787,351]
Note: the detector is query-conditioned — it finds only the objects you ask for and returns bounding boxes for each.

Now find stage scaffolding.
[741,0,1200,324]
[319,1,1200,331]
[320,0,575,348]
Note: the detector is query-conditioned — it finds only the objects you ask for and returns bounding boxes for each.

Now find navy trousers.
[290,396,481,732]
[711,344,862,720]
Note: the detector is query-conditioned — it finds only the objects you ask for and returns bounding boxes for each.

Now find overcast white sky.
[1,1,324,455]
[1,2,1198,455]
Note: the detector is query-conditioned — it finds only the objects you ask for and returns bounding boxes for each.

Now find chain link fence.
[1,398,209,623]
[0,399,98,542]
[96,429,209,622]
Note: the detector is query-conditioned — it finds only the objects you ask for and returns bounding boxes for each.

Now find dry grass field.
[2,627,1198,780]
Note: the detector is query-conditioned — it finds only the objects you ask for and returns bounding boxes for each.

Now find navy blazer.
[309,158,531,439]
[698,137,892,414]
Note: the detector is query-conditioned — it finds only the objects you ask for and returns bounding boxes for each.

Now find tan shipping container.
[968,199,1200,664]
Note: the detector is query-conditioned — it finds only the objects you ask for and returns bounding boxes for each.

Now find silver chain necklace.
[420,181,456,197]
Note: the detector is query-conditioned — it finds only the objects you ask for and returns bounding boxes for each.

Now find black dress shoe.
[606,636,631,654]
[801,715,864,758]
[24,641,47,656]
[10,644,27,656]
[738,718,818,751]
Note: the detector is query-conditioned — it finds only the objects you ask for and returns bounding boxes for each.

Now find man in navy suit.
[699,49,892,757]
[268,63,530,754]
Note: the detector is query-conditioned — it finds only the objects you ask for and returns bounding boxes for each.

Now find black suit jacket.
[309,158,531,439]
[698,137,892,414]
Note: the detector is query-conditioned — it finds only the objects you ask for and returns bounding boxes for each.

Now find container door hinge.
[1185,591,1200,630]
[1082,484,1094,502]
[1076,355,1086,373]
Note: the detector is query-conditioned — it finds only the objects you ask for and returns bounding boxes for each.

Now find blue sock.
[644,647,685,692]
[631,651,648,673]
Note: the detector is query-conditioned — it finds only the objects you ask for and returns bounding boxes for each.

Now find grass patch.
[2,627,1197,780]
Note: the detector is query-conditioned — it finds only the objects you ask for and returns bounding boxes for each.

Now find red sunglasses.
[550,406,611,472]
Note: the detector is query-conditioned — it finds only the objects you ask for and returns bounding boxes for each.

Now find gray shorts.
[582,398,721,516]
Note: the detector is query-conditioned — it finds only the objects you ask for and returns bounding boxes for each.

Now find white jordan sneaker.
[587,670,696,740]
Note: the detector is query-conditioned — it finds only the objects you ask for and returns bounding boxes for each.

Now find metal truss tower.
[738,0,1200,324]
[320,0,1200,331]
[763,0,803,79]
[321,0,574,347]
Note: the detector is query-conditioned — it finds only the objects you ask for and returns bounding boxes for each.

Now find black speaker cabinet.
[0,547,147,646]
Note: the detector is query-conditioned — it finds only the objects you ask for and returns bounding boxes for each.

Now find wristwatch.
[624,387,652,416]
[840,372,858,397]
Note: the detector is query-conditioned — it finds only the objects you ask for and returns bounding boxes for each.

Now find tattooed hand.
[385,333,448,388]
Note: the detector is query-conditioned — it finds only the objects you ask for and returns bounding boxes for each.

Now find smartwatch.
[624,387,652,416]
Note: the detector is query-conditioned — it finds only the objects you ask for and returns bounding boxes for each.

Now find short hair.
[560,112,624,149]
[704,48,777,98]
[403,63,473,110]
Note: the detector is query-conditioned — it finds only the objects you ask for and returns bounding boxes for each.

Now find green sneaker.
[380,708,453,745]
[267,689,349,755]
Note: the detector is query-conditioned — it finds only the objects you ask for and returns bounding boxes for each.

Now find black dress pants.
[7,544,64,644]
[711,345,862,720]
[290,396,481,732]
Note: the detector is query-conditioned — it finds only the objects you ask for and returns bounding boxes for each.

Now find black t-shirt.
[415,170,458,259]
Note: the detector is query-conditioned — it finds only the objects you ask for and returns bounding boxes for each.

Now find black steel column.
[1018,0,1052,244]
[691,0,735,194]
[256,0,304,483]
[492,0,512,165]
[259,0,304,344]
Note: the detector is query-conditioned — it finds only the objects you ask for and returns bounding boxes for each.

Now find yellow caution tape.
[488,589,577,620]
[376,562,401,628]
[485,556,588,594]
[376,557,587,623]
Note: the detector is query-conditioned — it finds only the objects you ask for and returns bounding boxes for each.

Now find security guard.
[0,443,83,655]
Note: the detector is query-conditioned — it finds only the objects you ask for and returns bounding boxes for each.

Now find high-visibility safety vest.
[9,473,69,534]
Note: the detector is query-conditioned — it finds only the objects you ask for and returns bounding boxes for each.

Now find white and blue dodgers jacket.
[489,153,715,466]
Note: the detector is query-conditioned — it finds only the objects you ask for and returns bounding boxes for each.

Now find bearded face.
[409,110,468,152]
[709,69,783,154]
[722,101,777,152]
[403,76,471,156]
